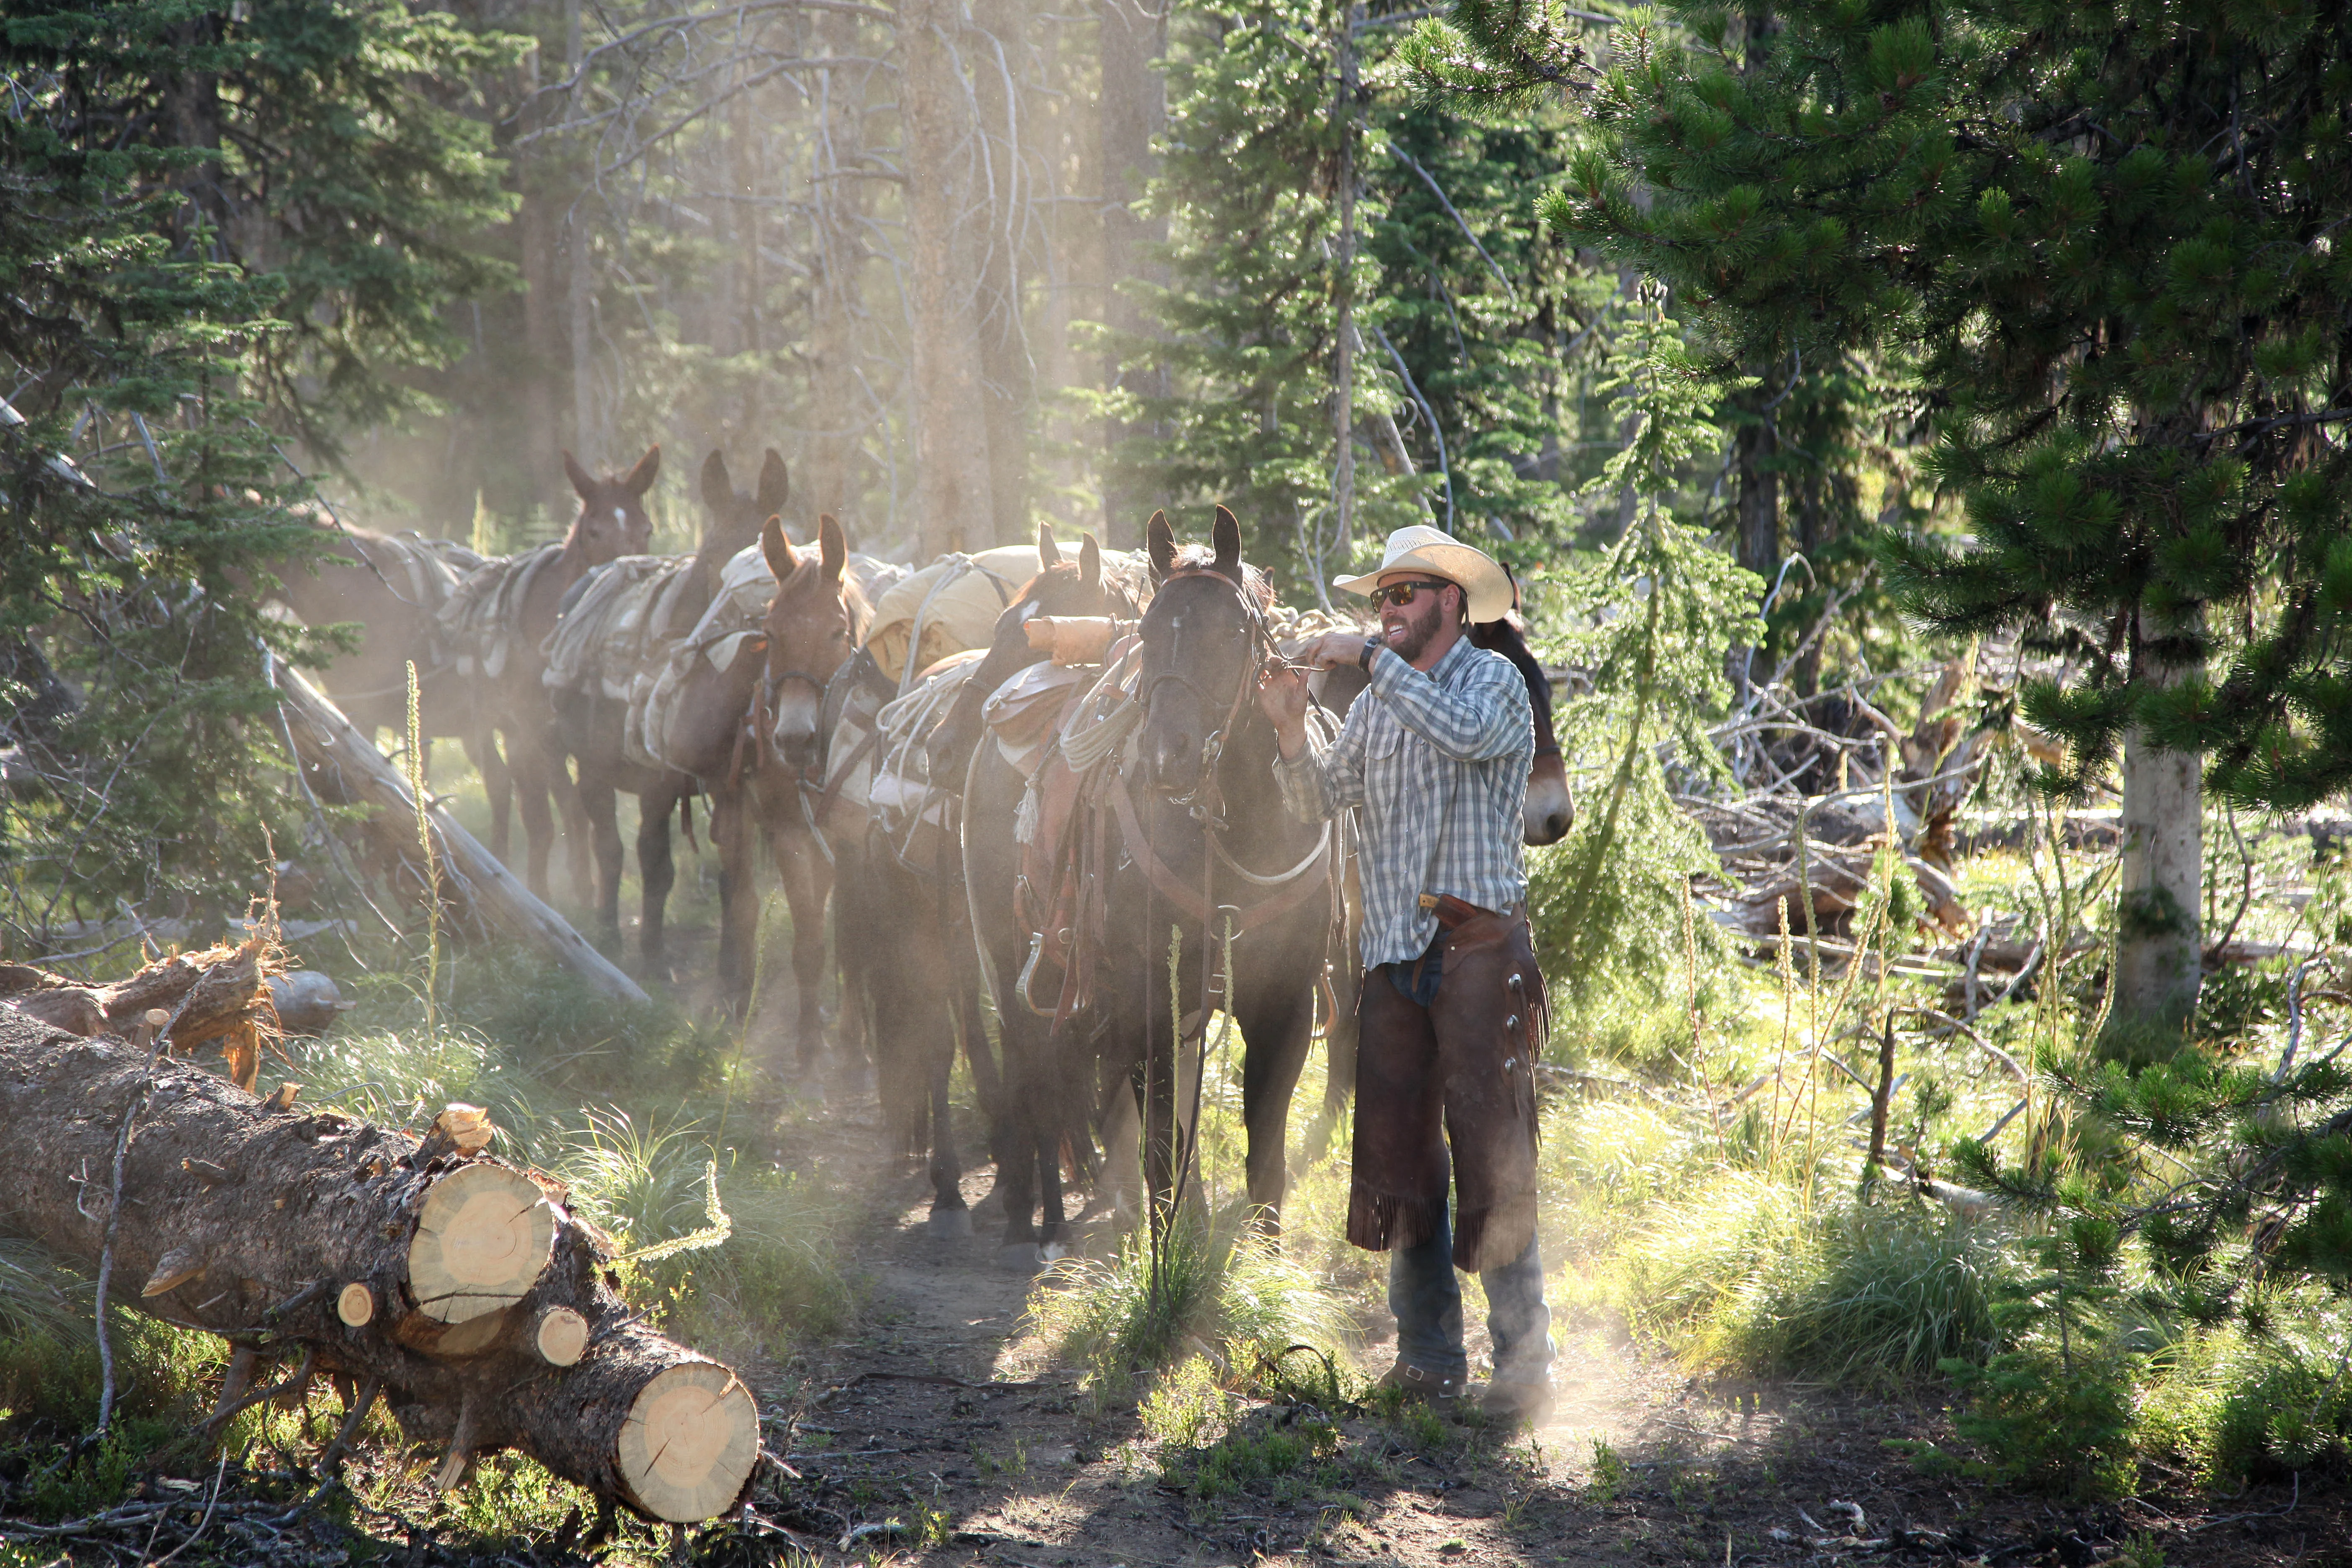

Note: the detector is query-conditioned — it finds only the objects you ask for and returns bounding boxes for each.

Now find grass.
[1028,1207,1354,1394]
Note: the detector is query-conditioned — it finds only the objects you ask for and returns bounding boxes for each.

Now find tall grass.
[1029,1209,1353,1393]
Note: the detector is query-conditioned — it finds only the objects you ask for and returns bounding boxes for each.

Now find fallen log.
[269,659,648,1005]
[0,1011,753,1522]
[0,939,277,1089]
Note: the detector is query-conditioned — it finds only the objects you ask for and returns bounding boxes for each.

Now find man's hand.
[1257,661,1311,759]
[1301,629,1373,670]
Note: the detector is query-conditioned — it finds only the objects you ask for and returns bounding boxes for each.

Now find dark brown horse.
[439,447,659,897]
[550,449,785,971]
[843,530,1147,1238]
[974,509,1333,1253]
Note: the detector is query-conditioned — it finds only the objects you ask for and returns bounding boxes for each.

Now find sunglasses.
[1372,578,1453,608]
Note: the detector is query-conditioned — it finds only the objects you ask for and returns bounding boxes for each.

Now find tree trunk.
[1095,0,1165,546]
[272,661,649,1004]
[0,1013,756,1522]
[902,0,996,558]
[806,10,875,528]
[2115,609,2203,1025]
[564,0,601,471]
[971,0,1032,546]
[1331,5,1361,557]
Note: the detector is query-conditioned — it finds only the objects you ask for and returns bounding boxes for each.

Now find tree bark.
[271,660,649,1004]
[0,1013,756,1522]
[1094,0,1165,545]
[902,0,996,558]
[806,10,876,529]
[972,0,1033,546]
[2115,609,2203,1025]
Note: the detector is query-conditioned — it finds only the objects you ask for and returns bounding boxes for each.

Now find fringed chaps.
[1346,905,1545,1274]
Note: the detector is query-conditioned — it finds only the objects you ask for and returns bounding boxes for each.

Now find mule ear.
[762,513,799,584]
[1037,523,1062,570]
[756,449,790,519]
[1211,504,1242,583]
[819,513,847,583]
[564,451,594,500]
[1079,532,1101,592]
[622,444,662,495]
[700,449,733,516]
[1145,509,1175,582]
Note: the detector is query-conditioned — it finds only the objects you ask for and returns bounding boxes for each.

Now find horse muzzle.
[768,692,825,772]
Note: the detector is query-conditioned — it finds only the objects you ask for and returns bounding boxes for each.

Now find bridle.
[1138,567,1285,823]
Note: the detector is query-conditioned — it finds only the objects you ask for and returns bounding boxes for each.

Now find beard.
[1384,594,1446,664]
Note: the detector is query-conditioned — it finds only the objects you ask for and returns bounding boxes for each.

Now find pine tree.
[1,0,519,930]
[1090,0,1600,591]
[1411,0,2352,1029]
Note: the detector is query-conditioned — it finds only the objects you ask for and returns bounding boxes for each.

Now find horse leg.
[509,730,556,900]
[926,1003,971,1238]
[577,769,624,948]
[559,750,595,906]
[711,784,758,1021]
[1235,972,1319,1238]
[768,823,833,1070]
[464,730,512,864]
[638,780,678,974]
[829,837,875,1071]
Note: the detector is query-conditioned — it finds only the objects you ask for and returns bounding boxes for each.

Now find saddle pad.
[984,660,1091,776]
[541,554,696,698]
[437,543,564,679]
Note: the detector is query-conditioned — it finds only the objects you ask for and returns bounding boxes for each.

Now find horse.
[548,448,785,972]
[438,447,659,897]
[974,508,1335,1253]
[250,517,510,809]
[840,529,1148,1239]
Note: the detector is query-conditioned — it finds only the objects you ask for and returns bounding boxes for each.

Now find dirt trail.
[739,1077,2338,1568]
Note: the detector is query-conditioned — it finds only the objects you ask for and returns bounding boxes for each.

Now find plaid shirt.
[1275,635,1532,970]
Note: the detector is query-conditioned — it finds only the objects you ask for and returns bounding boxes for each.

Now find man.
[1258,524,1553,1425]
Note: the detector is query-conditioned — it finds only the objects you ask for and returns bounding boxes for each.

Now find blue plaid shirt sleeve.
[1274,689,1367,821]
[1366,645,1527,760]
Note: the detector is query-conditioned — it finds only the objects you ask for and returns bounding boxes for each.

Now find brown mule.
[650,513,865,1063]
[550,449,785,972]
[439,446,659,898]
[250,516,511,817]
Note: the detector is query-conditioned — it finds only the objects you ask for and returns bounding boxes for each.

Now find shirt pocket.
[1368,720,1407,761]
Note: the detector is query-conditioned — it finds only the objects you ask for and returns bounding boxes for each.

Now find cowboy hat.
[1333,525,1514,624]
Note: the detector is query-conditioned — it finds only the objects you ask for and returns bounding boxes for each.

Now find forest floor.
[735,1058,2347,1568]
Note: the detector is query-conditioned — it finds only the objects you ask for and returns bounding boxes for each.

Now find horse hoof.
[926,1209,974,1239]
[994,1243,1046,1272]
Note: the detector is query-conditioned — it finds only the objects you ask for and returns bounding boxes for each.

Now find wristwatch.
[1359,636,1382,671]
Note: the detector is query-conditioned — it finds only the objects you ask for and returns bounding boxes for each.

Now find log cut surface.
[0,1012,758,1521]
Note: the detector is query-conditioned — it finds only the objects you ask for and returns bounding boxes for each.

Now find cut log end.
[535,1305,589,1367]
[617,1363,759,1523]
[408,1163,556,1324]
[337,1282,375,1326]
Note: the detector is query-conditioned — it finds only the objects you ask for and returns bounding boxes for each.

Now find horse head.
[1137,505,1270,799]
[562,445,661,565]
[760,511,861,771]
[697,447,789,578]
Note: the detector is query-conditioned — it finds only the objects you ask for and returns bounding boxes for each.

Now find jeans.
[1388,1202,1554,1386]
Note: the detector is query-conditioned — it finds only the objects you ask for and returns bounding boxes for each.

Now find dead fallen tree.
[0,938,278,1088]
[270,660,647,1005]
[0,1010,754,1522]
